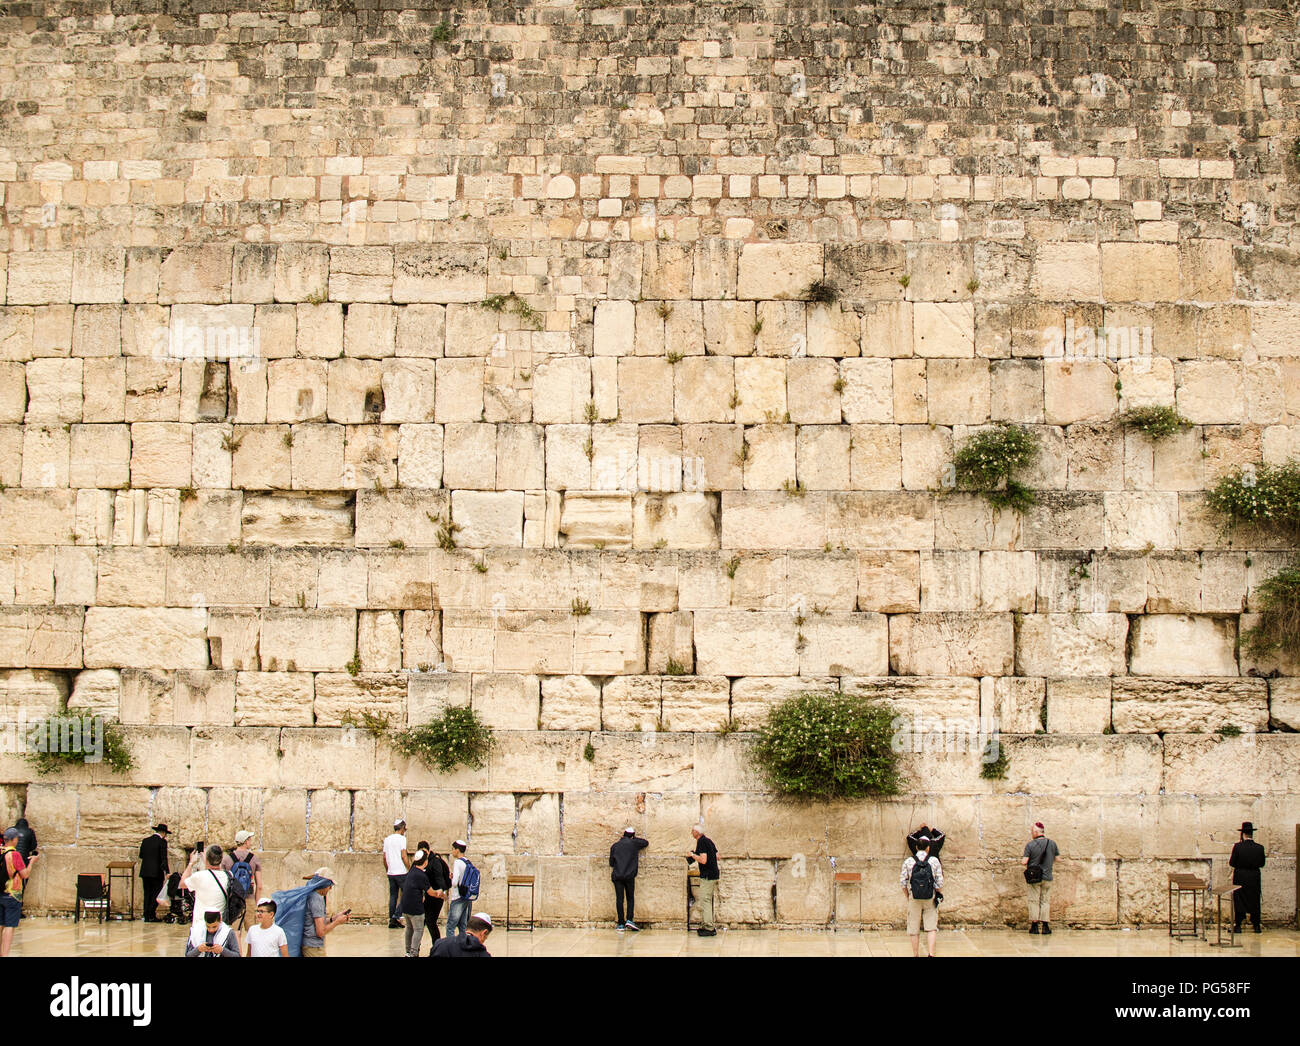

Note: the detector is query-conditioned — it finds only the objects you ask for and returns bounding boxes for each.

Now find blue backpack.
[228,851,255,896]
[459,859,480,901]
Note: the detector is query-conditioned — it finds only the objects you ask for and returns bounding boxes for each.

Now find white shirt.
[450,856,466,894]
[188,868,231,928]
[383,833,408,876]
[246,922,288,957]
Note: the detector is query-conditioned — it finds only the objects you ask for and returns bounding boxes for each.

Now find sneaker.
[616,923,625,931]
[389,919,403,929]
[1041,923,1052,935]
[1029,922,1040,934]
[624,921,640,932]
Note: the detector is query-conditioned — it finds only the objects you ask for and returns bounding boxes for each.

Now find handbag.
[1024,842,1047,884]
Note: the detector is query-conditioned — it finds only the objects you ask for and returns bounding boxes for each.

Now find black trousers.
[1233,882,1261,928]
[141,876,163,920]
[614,878,636,925]
[424,896,444,949]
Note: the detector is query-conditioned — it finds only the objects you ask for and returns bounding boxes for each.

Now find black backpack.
[210,869,243,924]
[909,855,935,901]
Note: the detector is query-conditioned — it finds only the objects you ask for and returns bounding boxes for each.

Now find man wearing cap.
[1,827,38,956]
[382,818,411,929]
[688,825,719,937]
[1021,821,1060,935]
[446,839,472,937]
[609,826,649,931]
[431,912,493,957]
[139,823,170,923]
[301,866,350,957]
[221,829,263,928]
[1229,821,1266,934]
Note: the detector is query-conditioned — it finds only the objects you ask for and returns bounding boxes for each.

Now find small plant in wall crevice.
[1119,405,1193,442]
[390,705,495,774]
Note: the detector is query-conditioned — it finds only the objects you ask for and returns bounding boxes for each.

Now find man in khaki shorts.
[900,834,943,957]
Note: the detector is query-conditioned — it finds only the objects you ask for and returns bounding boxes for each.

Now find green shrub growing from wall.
[750,691,899,801]
[1119,405,1192,442]
[951,422,1040,514]
[1242,564,1300,661]
[390,705,496,774]
[23,707,134,776]
[1207,460,1300,539]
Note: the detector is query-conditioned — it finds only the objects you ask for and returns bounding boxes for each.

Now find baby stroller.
[164,872,194,925]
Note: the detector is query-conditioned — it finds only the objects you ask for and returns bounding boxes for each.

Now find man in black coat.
[139,824,170,922]
[609,827,649,931]
[6,819,36,862]
[1229,821,1266,934]
[431,912,492,957]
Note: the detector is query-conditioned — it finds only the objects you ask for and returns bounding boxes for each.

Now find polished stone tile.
[6,918,1297,957]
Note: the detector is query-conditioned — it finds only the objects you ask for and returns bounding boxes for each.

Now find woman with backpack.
[220,830,263,929]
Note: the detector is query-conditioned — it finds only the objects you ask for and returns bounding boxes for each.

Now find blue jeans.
[446,896,470,936]
[387,874,406,921]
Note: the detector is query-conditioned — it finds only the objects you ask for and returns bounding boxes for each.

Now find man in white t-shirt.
[382,818,411,929]
[181,845,233,938]
[245,897,289,957]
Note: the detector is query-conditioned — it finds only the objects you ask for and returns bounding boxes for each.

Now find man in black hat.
[139,823,170,923]
[1229,821,1265,934]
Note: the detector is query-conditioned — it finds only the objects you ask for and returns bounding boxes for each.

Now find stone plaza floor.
[8,918,1299,957]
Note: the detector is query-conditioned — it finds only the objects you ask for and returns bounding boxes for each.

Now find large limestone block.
[842,676,981,725]
[539,675,600,730]
[737,243,823,300]
[1016,613,1128,676]
[857,551,920,613]
[266,359,328,423]
[617,357,674,423]
[279,727,382,790]
[234,672,313,726]
[659,676,729,731]
[240,493,354,546]
[271,244,329,302]
[260,610,355,672]
[1043,360,1116,424]
[1175,360,1246,424]
[24,358,82,422]
[1031,242,1101,301]
[1045,677,1111,733]
[998,735,1164,796]
[1164,735,1300,795]
[69,668,120,717]
[313,672,407,727]
[0,668,70,718]
[927,358,990,425]
[83,607,205,669]
[703,301,757,358]
[838,358,892,422]
[798,613,888,676]
[694,610,798,676]
[647,610,694,674]
[1101,243,1179,302]
[559,491,633,549]
[889,613,1013,676]
[1128,615,1237,676]
[393,244,487,303]
[1271,679,1300,731]
[633,492,719,549]
[491,610,575,674]
[462,673,534,731]
[587,733,696,793]
[171,669,236,726]
[159,246,233,304]
[829,493,934,550]
[1112,678,1267,733]
[353,489,448,548]
[7,253,73,305]
[575,610,646,675]
[129,422,192,487]
[913,302,974,358]
[1020,492,1104,550]
[165,548,270,608]
[343,303,397,359]
[207,609,260,671]
[329,246,393,302]
[399,610,441,671]
[452,490,524,548]
[1102,491,1179,550]
[982,676,1045,734]
[722,489,824,550]
[69,424,130,489]
[601,676,662,731]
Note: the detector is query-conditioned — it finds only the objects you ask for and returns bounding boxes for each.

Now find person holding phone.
[301,866,349,957]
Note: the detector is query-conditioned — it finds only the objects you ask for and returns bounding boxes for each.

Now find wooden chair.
[75,874,109,923]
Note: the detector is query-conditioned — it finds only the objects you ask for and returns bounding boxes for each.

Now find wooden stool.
[505,875,535,931]
[1167,873,1206,939]
[106,861,136,921]
[832,871,863,929]
[1209,884,1241,948]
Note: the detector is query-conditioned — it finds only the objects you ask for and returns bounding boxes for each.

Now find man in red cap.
[1021,822,1060,934]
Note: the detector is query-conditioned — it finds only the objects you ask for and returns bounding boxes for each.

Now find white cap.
[471,912,492,927]
[234,830,254,845]
[624,826,635,834]
[256,896,272,906]
[412,849,426,864]
[393,818,405,827]
[454,838,468,849]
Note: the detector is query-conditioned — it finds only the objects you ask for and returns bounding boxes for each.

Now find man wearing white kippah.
[399,850,437,957]
[609,826,649,931]
[431,911,493,957]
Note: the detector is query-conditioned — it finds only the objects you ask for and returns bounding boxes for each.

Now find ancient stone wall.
[0,0,1298,926]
